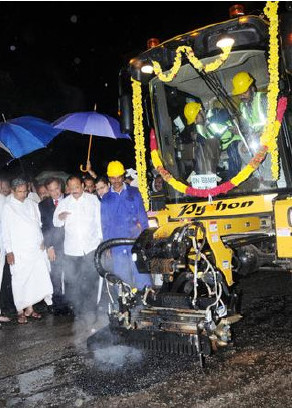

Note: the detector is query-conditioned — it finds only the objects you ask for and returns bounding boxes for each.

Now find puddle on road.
[0,353,92,407]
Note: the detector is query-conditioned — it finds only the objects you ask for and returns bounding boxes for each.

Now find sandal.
[18,313,28,324]
[30,311,42,319]
[24,307,41,319]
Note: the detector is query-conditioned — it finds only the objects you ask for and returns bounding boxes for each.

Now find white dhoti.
[2,196,53,312]
[10,248,53,311]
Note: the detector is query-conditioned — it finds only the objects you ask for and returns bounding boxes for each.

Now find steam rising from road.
[93,345,143,371]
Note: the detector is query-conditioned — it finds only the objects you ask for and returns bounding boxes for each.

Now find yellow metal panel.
[166,194,276,219]
[216,217,261,235]
[203,220,233,286]
[274,198,292,258]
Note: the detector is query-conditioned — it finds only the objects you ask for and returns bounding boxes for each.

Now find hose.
[94,238,136,283]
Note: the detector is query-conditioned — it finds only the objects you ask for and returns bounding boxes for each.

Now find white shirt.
[2,196,44,254]
[53,192,102,256]
[53,194,64,207]
[28,192,41,204]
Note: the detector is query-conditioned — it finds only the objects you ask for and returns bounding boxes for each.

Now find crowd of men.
[0,160,153,325]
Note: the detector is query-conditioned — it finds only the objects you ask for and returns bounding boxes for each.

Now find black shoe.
[54,305,74,316]
[47,305,54,314]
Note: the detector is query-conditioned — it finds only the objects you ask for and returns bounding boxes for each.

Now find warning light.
[229,4,245,18]
[287,33,292,46]
[147,38,160,49]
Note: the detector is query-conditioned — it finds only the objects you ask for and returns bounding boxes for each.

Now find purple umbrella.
[53,110,131,171]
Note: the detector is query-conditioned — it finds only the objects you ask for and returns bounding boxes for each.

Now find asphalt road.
[0,269,291,408]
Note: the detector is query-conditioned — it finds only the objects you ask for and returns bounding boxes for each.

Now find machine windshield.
[150,53,292,200]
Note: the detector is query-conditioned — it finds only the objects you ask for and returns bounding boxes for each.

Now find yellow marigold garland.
[262,1,280,179]
[152,45,232,81]
[131,78,149,210]
[151,149,163,169]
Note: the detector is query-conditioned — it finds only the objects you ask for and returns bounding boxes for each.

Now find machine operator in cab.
[232,71,273,187]
[184,101,242,180]
[232,71,267,146]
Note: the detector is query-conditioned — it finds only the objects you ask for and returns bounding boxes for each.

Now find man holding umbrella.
[101,161,152,290]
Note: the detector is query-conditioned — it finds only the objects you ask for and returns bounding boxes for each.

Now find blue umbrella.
[0,115,63,159]
[53,111,131,140]
[53,110,131,171]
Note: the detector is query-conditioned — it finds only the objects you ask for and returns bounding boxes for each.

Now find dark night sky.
[0,1,267,178]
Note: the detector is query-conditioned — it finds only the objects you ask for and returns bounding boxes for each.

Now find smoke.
[93,345,143,371]
[62,250,101,317]
[71,306,109,349]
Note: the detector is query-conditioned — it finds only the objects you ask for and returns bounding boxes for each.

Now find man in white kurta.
[2,179,53,323]
[53,175,102,316]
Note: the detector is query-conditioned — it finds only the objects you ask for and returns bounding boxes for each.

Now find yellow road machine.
[88,2,292,366]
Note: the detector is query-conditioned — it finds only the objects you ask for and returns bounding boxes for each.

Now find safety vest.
[196,110,241,151]
[239,92,267,134]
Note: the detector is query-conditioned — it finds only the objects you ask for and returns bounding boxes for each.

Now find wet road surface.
[0,269,291,408]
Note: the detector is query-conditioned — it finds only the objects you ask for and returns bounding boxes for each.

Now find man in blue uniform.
[101,160,152,290]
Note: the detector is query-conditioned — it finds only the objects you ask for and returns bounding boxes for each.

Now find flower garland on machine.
[131,77,149,210]
[132,1,287,199]
[131,22,233,207]
[152,44,233,81]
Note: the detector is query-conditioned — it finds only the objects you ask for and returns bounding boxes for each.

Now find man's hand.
[58,211,71,221]
[47,247,56,262]
[86,159,97,178]
[6,252,15,265]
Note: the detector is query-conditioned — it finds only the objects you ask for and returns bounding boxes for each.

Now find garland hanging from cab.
[131,77,149,210]
[152,44,233,82]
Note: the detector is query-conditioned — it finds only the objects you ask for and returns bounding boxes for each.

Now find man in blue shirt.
[101,160,152,290]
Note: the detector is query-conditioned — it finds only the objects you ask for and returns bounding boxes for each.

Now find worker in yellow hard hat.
[232,71,254,97]
[101,160,152,290]
[107,160,125,178]
[184,101,202,126]
[232,71,267,136]
[232,71,272,185]
[183,101,220,175]
[105,160,126,195]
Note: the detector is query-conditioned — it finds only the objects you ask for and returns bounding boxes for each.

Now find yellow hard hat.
[184,102,202,125]
[232,71,254,96]
[107,161,125,177]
